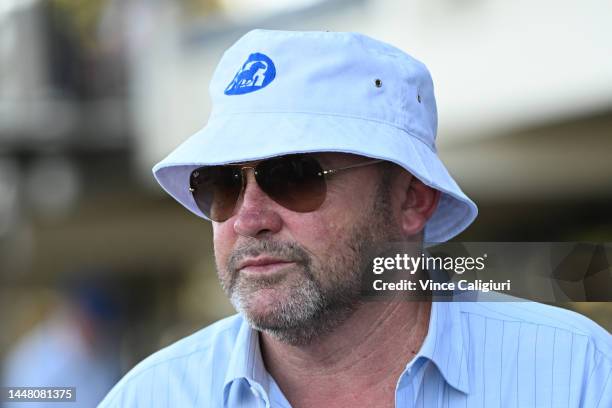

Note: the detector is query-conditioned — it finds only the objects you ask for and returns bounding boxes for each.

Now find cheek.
[315,190,366,239]
[285,211,354,261]
[212,222,234,271]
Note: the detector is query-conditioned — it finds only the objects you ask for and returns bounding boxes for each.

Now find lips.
[238,257,293,269]
[237,257,294,273]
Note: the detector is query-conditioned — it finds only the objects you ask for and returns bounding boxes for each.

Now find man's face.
[212,153,402,345]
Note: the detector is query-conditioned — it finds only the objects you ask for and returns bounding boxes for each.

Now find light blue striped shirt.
[99,301,612,407]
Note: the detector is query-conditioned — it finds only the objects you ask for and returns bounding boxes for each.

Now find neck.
[259,299,431,407]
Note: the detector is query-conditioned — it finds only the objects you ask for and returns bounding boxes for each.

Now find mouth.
[237,257,296,276]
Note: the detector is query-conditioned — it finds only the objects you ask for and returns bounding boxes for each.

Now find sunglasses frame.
[188,155,385,219]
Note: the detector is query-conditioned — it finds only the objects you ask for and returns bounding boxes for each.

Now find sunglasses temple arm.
[320,159,385,176]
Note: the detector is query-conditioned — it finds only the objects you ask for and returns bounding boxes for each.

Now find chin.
[236,287,294,320]
[231,269,326,335]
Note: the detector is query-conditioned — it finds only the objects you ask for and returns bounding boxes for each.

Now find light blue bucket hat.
[153,29,478,242]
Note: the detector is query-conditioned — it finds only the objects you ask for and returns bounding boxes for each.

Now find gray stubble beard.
[217,175,397,346]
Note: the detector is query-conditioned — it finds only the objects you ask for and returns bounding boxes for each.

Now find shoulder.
[98,314,244,407]
[458,300,611,355]
[455,300,612,405]
[121,313,243,379]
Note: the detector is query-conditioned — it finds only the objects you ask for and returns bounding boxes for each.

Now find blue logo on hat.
[224,53,276,95]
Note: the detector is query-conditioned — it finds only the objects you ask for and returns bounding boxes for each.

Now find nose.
[233,169,283,238]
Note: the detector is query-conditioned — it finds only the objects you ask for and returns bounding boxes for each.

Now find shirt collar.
[223,301,470,401]
[223,317,271,403]
[412,300,470,394]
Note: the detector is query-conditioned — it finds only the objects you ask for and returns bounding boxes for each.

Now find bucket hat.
[153,29,478,242]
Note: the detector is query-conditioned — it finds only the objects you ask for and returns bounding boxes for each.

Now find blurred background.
[1,0,611,405]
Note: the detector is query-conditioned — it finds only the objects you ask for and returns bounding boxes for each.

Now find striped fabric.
[99,301,611,407]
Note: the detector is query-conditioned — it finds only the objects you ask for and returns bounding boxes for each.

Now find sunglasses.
[189,154,384,222]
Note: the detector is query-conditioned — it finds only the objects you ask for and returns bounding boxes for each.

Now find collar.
[222,301,470,402]
[223,317,271,404]
[411,300,470,394]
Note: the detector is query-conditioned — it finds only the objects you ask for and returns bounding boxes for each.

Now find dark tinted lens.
[190,166,242,221]
[256,155,326,212]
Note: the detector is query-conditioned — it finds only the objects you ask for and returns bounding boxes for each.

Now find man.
[99,30,611,407]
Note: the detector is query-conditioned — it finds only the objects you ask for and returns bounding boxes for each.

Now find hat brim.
[153,112,477,242]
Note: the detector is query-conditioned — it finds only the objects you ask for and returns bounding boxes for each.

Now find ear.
[398,177,441,237]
